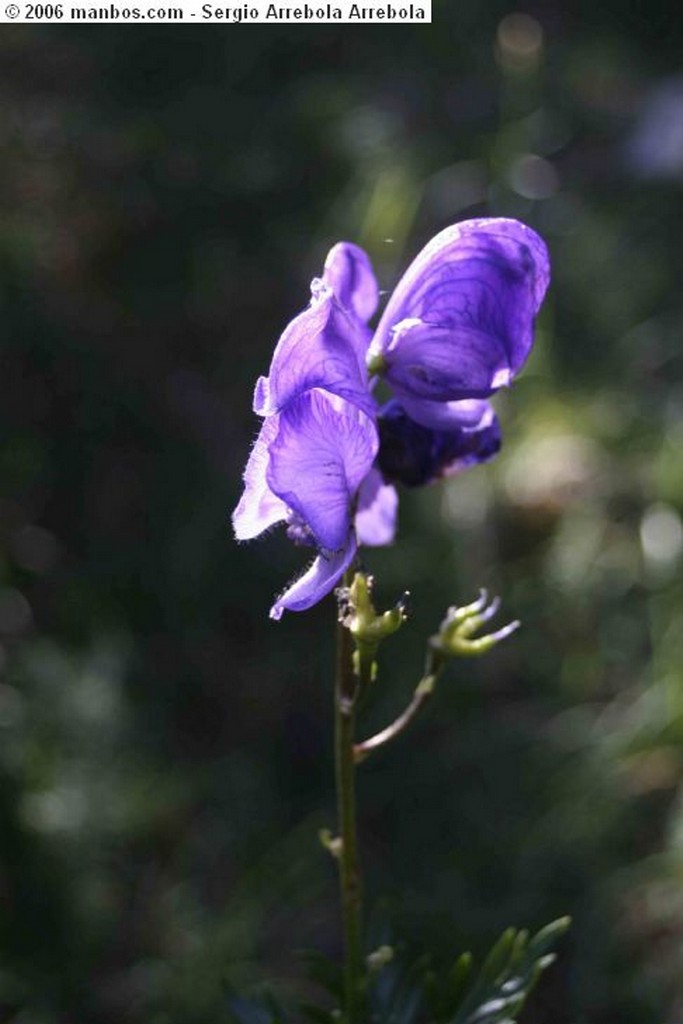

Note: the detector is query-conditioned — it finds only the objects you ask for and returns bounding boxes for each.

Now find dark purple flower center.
[377,401,501,488]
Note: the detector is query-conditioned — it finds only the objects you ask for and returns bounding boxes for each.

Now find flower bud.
[336,573,407,683]
[318,828,343,859]
[431,589,520,658]
[337,573,407,644]
[366,945,394,972]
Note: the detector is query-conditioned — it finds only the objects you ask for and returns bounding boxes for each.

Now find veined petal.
[253,284,374,418]
[270,534,357,620]
[371,218,550,399]
[323,242,379,325]
[266,389,378,552]
[355,468,398,547]
[377,399,501,488]
[385,318,509,402]
[232,416,287,540]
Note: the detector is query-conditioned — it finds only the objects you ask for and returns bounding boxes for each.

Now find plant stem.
[354,647,445,763]
[335,611,363,1023]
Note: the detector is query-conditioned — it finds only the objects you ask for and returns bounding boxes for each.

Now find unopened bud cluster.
[431,589,520,658]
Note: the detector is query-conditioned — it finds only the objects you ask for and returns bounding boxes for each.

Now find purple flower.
[368,218,550,424]
[233,218,549,617]
[233,389,393,620]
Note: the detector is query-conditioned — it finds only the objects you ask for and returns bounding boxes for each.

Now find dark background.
[2,8,683,1021]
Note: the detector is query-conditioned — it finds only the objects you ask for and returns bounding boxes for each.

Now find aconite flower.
[233,219,549,616]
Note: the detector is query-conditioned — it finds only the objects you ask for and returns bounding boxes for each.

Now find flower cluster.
[233,219,550,619]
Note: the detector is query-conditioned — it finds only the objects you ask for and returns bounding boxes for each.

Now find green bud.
[431,589,520,659]
[318,828,343,859]
[337,571,406,649]
[366,945,394,972]
[336,573,408,685]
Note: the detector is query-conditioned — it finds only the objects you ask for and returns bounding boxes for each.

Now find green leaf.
[447,952,474,1006]
[442,917,570,1024]
[526,916,572,959]
[426,951,473,1019]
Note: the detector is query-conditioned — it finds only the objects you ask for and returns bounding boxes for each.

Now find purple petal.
[355,468,398,546]
[396,395,496,431]
[253,284,374,418]
[232,416,287,540]
[266,389,378,552]
[371,218,550,400]
[438,416,501,477]
[322,242,379,324]
[377,399,501,488]
[385,318,509,402]
[270,535,357,620]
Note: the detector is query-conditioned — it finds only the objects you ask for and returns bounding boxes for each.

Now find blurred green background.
[2,9,683,1021]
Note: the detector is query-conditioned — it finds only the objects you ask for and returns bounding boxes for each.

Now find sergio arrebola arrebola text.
[199,2,429,21]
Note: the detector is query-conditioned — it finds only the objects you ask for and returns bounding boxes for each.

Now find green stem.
[354,647,445,763]
[335,611,363,1023]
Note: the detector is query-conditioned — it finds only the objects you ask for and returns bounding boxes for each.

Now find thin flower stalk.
[335,609,364,1023]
